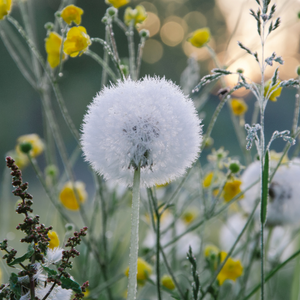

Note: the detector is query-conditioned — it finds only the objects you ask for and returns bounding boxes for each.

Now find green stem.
[127,167,141,300]
[136,37,146,80]
[6,15,80,143]
[127,21,136,80]
[101,26,110,88]
[85,49,117,82]
[242,248,300,300]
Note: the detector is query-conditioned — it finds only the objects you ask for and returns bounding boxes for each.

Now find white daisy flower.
[81,76,202,187]
[240,158,300,226]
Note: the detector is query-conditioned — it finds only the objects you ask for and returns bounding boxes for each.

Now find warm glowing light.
[182,41,210,61]
[160,21,185,47]
[142,39,163,63]
[137,12,160,37]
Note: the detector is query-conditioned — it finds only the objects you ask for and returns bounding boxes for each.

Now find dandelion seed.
[241,157,300,226]
[81,77,202,187]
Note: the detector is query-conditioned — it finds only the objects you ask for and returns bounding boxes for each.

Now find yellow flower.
[48,231,60,249]
[223,179,244,202]
[203,171,214,188]
[8,150,29,169]
[124,5,147,26]
[188,28,210,48]
[63,26,91,57]
[105,0,129,9]
[16,134,44,158]
[45,32,66,69]
[61,5,84,25]
[161,275,175,290]
[181,209,197,224]
[217,251,243,285]
[264,80,282,101]
[204,244,219,258]
[0,0,12,20]
[59,181,87,210]
[230,98,248,116]
[125,257,152,281]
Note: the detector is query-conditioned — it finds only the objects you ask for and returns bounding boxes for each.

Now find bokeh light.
[137,12,160,37]
[142,39,164,64]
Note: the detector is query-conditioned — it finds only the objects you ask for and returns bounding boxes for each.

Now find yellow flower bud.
[188,28,210,48]
[105,0,129,9]
[45,32,66,68]
[48,230,60,249]
[181,209,197,224]
[16,134,44,158]
[264,80,282,102]
[217,251,243,285]
[63,26,91,57]
[124,5,147,26]
[61,5,84,25]
[204,244,219,258]
[223,178,244,202]
[59,181,87,210]
[230,98,248,116]
[0,0,12,20]
[203,172,214,188]
[161,275,175,290]
[125,257,152,281]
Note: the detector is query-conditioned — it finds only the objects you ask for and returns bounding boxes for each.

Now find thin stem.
[101,26,110,88]
[292,93,300,136]
[242,248,300,300]
[200,199,260,299]
[127,21,136,80]
[127,167,141,300]
[148,188,162,300]
[136,37,146,79]
[6,15,80,143]
[160,245,186,300]
[85,49,117,82]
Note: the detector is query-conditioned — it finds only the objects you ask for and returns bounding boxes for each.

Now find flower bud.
[229,161,240,173]
[44,22,54,30]
[297,65,300,76]
[19,142,32,154]
[107,7,118,17]
[139,29,149,39]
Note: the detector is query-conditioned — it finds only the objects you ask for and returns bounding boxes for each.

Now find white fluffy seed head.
[81,76,202,186]
[241,158,300,226]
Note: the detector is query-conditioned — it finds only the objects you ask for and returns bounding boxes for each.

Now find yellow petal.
[188,28,210,48]
[0,0,12,20]
[59,181,87,210]
[230,98,248,116]
[61,5,84,25]
[48,231,60,249]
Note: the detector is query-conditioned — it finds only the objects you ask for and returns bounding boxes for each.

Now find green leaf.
[8,248,35,266]
[61,277,82,293]
[42,266,58,277]
[9,273,21,298]
[261,150,269,224]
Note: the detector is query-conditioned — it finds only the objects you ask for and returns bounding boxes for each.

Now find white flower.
[81,77,202,187]
[240,158,300,226]
[45,247,64,265]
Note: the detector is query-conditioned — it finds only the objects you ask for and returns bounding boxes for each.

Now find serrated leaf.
[8,248,35,266]
[261,150,269,225]
[9,273,21,298]
[42,266,58,277]
[61,277,82,293]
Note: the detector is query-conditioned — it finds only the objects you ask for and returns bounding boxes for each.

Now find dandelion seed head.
[241,158,300,226]
[81,77,202,187]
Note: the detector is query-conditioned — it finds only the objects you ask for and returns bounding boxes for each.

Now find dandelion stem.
[127,21,136,80]
[101,26,110,88]
[136,36,146,79]
[127,167,141,300]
